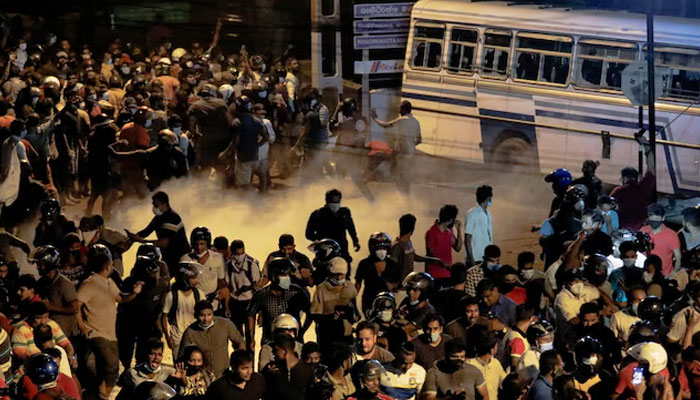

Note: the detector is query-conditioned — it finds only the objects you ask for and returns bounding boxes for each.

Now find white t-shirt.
[162,288,206,345]
[181,250,225,295]
[610,309,641,343]
[465,205,493,263]
[258,118,276,160]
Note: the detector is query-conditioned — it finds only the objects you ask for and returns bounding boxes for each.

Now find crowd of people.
[0,12,700,400]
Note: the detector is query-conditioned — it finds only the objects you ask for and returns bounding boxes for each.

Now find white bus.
[402,0,700,195]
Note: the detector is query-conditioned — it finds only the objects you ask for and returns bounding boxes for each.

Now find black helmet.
[562,185,586,206]
[574,336,603,363]
[133,106,150,125]
[368,232,392,252]
[402,272,435,301]
[341,98,357,118]
[268,257,294,281]
[583,254,609,286]
[628,320,661,346]
[134,381,177,400]
[372,291,396,312]
[136,243,161,263]
[309,239,341,264]
[353,359,385,382]
[235,95,253,113]
[29,245,61,274]
[40,198,61,220]
[638,296,664,322]
[526,320,554,347]
[26,353,59,385]
[190,226,212,248]
[88,243,113,264]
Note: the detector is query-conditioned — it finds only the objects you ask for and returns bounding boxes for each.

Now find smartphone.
[632,366,644,385]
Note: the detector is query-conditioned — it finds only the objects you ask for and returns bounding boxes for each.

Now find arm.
[346,211,360,250]
[117,281,143,304]
[370,110,398,129]
[206,19,223,54]
[465,233,474,265]
[161,314,174,350]
[74,300,92,337]
[674,248,682,271]
[0,232,30,254]
[44,299,79,315]
[247,315,256,350]
[305,211,318,241]
[452,220,463,252]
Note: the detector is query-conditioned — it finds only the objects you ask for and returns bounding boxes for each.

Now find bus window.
[482,30,511,78]
[411,25,445,70]
[646,46,700,100]
[447,28,478,74]
[515,32,572,85]
[575,39,637,91]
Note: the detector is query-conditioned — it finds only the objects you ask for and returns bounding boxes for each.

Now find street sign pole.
[646,9,657,179]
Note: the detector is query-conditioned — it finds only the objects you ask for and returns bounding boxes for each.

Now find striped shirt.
[0,328,11,381]
[11,319,69,360]
[381,362,426,400]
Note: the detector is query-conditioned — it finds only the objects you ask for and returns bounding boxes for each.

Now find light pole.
[646,5,657,178]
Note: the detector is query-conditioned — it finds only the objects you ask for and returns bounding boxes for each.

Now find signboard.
[353,2,414,18]
[353,19,410,34]
[622,61,671,106]
[354,35,408,50]
[354,60,404,74]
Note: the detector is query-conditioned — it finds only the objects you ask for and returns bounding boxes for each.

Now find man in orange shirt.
[118,106,151,151]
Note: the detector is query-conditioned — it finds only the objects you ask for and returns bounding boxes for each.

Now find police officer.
[348,360,393,400]
[257,314,304,371]
[181,227,227,310]
[306,189,360,267]
[573,336,607,394]
[398,272,436,335]
[309,238,342,284]
[356,232,400,318]
[33,198,77,247]
[369,291,408,356]
[540,185,585,268]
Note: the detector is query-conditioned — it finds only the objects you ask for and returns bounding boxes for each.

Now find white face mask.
[81,229,99,244]
[121,66,131,75]
[583,355,598,366]
[277,275,291,290]
[539,341,554,352]
[258,90,267,99]
[521,269,535,280]
[487,199,493,207]
[172,127,182,135]
[152,206,164,216]
[375,250,387,261]
[569,282,584,296]
[378,309,393,322]
[232,253,246,264]
[18,43,27,51]
[643,271,654,283]
[327,203,341,213]
[623,258,636,267]
[199,320,215,330]
[409,299,419,306]
[429,332,441,343]
[329,277,345,286]
[48,36,57,46]
[145,119,153,128]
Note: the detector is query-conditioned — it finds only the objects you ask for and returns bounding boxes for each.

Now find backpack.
[167,286,200,325]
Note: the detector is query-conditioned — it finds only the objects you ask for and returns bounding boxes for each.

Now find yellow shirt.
[467,356,506,400]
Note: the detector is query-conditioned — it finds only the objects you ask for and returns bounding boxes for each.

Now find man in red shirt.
[610,151,655,231]
[117,106,151,151]
[639,204,681,276]
[425,205,463,288]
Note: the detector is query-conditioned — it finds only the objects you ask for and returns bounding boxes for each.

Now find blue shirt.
[480,293,516,327]
[528,375,553,400]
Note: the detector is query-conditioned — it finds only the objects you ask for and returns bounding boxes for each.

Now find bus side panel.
[655,111,699,195]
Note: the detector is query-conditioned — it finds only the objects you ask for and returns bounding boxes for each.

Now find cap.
[328,257,347,275]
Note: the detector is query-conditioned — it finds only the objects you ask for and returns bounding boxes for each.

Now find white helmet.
[627,342,667,374]
[218,84,234,102]
[43,76,60,87]
[328,257,347,275]
[171,48,186,61]
[157,57,172,66]
[272,314,299,334]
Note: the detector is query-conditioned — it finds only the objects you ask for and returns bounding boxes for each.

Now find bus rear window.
[647,47,700,100]
[515,32,572,85]
[575,39,637,91]
[447,28,478,74]
[482,30,511,78]
[411,25,445,70]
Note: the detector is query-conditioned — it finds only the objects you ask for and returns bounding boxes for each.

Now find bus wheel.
[491,137,539,171]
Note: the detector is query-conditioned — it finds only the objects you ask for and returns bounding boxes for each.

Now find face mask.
[577,200,585,211]
[121,66,131,75]
[81,229,98,243]
[152,206,164,216]
[583,355,598,366]
[409,299,419,306]
[186,365,201,375]
[378,309,393,322]
[487,199,493,207]
[199,320,215,330]
[521,269,535,280]
[232,253,246,264]
[277,276,291,290]
[329,277,345,286]
[327,203,341,212]
[648,220,663,229]
[631,302,639,315]
[375,250,387,261]
[88,94,97,102]
[539,341,554,352]
[48,36,57,46]
[32,96,39,105]
[143,363,162,373]
[129,107,138,115]
[486,262,500,271]
[19,130,27,139]
[18,43,27,51]
[623,258,636,267]
[106,58,113,66]
[447,221,455,229]
[172,127,182,135]
[643,271,654,283]
[258,90,267,99]
[501,282,515,294]
[569,282,584,296]
[145,119,153,128]
[430,332,441,343]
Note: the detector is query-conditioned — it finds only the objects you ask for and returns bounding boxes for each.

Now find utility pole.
[646,6,657,178]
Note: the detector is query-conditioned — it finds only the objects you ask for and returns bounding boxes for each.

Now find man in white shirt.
[180,227,227,306]
[381,342,426,400]
[553,270,600,348]
[465,185,494,265]
[226,239,262,346]
[254,103,276,192]
[162,261,205,357]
